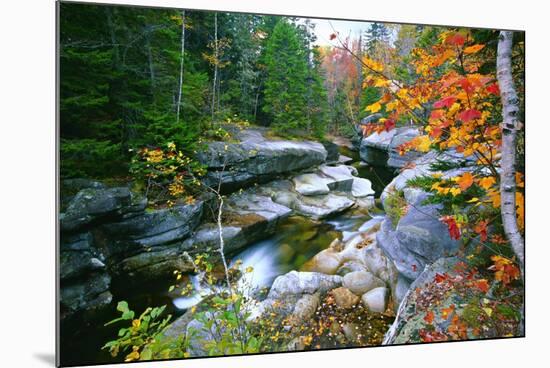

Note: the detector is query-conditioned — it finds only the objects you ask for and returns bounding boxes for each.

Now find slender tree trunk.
[211,12,218,124]
[253,79,262,122]
[146,33,155,92]
[176,10,186,123]
[496,30,524,275]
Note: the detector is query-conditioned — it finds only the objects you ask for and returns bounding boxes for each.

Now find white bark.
[211,12,218,123]
[496,30,524,274]
[176,10,185,123]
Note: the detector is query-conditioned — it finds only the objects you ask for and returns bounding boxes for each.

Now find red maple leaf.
[440,216,461,240]
[430,109,444,120]
[384,119,396,132]
[433,96,457,109]
[445,33,466,46]
[486,83,500,95]
[434,273,448,284]
[457,109,482,122]
[459,78,475,94]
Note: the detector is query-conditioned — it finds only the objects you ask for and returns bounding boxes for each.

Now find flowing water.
[60,145,396,366]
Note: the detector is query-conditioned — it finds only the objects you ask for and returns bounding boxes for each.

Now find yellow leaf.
[464,44,485,54]
[467,197,479,203]
[374,78,391,87]
[516,191,524,230]
[482,307,493,317]
[386,100,399,112]
[366,101,382,113]
[488,190,501,208]
[450,187,461,196]
[414,135,431,152]
[478,176,496,190]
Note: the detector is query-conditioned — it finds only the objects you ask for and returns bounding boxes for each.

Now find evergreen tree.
[364,22,390,54]
[262,20,309,132]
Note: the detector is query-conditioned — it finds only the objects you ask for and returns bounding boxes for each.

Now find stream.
[60,146,396,366]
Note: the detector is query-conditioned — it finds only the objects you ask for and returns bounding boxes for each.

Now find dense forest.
[60,4,331,178]
[59,2,525,366]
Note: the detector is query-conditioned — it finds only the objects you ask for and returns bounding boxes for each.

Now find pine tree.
[364,22,390,54]
[262,19,309,132]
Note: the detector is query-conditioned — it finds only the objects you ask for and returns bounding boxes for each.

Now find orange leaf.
[424,311,435,324]
[478,176,496,190]
[473,279,490,293]
[456,172,474,191]
[441,304,456,319]
[473,220,489,241]
[463,44,485,54]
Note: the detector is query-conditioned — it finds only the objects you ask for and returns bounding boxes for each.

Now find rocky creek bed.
[59,127,485,365]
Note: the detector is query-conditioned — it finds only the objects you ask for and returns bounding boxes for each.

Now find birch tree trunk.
[496,30,524,275]
[176,10,185,123]
[211,12,219,124]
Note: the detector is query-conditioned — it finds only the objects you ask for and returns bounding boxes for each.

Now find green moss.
[384,189,408,227]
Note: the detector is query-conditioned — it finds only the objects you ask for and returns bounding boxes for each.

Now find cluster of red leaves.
[415,262,495,342]
[489,255,521,285]
[360,119,396,136]
[440,216,461,240]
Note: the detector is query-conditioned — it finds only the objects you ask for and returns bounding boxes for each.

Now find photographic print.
[57,1,525,366]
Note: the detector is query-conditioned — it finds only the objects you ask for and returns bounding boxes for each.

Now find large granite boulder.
[182,194,292,257]
[198,128,328,192]
[386,128,421,168]
[377,197,461,281]
[359,127,422,168]
[359,130,394,166]
[100,202,204,258]
[60,187,146,232]
[267,271,342,300]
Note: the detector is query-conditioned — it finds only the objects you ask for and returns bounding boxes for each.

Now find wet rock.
[387,128,421,168]
[291,292,321,321]
[361,287,388,313]
[60,187,139,231]
[307,248,342,274]
[182,194,292,256]
[322,141,340,163]
[338,155,354,164]
[319,165,356,191]
[60,272,112,314]
[351,177,375,198]
[332,287,360,308]
[336,261,368,276]
[293,173,332,196]
[101,201,204,257]
[60,231,93,251]
[267,271,342,299]
[198,128,328,192]
[358,217,384,233]
[117,247,196,278]
[342,270,385,296]
[60,251,105,280]
[359,130,395,165]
